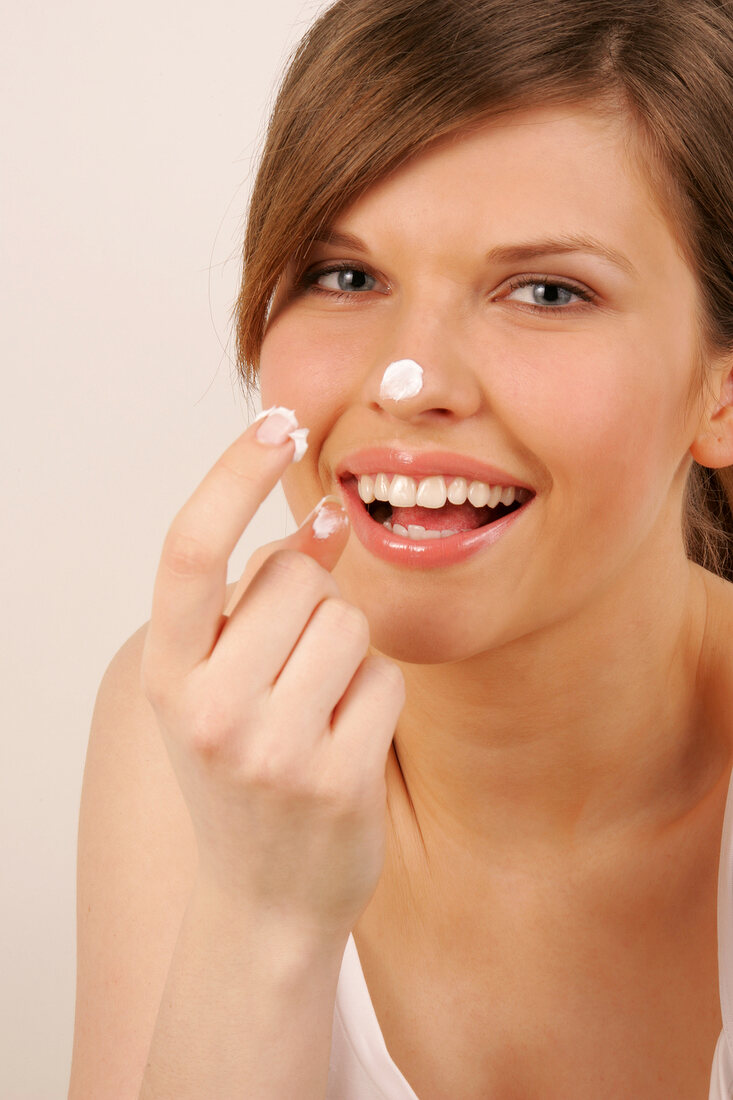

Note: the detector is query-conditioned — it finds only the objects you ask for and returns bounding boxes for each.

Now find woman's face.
[258,103,708,663]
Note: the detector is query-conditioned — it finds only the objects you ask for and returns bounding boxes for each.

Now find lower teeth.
[369,498,523,540]
[384,521,458,540]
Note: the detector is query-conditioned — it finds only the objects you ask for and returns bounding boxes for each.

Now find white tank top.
[710,762,733,1098]
[327,764,733,1098]
[327,932,419,1098]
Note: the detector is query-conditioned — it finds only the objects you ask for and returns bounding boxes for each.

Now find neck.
[389,550,722,873]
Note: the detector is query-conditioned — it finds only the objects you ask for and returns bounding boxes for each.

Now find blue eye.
[323,268,375,292]
[300,264,380,297]
[295,264,593,313]
[504,277,593,313]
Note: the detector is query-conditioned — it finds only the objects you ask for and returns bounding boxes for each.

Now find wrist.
[188,874,350,971]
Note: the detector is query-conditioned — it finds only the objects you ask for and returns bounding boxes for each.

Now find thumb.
[224,495,349,615]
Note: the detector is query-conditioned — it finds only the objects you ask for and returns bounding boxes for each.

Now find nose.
[362,311,484,424]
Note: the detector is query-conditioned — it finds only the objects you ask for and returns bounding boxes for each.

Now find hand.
[140,411,406,941]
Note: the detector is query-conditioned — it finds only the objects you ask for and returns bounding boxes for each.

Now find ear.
[689,356,733,469]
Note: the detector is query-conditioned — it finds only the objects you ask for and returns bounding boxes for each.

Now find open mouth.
[367,495,523,523]
[339,473,534,542]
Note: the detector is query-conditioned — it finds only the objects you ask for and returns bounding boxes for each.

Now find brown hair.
[234,0,733,580]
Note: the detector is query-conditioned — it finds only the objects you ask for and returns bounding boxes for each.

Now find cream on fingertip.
[288,427,309,462]
[306,495,349,540]
[253,406,309,461]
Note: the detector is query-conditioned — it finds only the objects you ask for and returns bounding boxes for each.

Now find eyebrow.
[312,229,369,251]
[312,229,637,278]
[485,235,637,277]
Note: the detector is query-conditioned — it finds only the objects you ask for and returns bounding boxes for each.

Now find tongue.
[390,502,491,532]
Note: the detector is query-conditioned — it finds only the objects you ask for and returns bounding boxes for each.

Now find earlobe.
[689,364,733,469]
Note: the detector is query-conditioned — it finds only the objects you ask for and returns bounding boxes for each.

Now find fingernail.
[255,406,297,445]
[254,406,309,461]
[302,495,349,541]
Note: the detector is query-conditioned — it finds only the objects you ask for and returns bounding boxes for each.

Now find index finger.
[144,408,306,683]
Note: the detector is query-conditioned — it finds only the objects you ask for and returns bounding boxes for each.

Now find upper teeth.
[357,474,531,509]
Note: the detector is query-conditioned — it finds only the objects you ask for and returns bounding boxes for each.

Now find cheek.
[257,322,306,411]
[514,336,683,531]
[258,314,360,418]
[258,314,361,522]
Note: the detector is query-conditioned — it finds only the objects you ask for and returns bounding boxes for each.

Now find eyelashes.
[501,274,595,312]
[295,262,596,314]
[297,262,382,299]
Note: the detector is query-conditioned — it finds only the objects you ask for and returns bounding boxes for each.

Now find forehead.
[336,104,685,278]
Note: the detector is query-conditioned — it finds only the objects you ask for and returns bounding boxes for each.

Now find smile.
[338,472,535,568]
[357,472,532,539]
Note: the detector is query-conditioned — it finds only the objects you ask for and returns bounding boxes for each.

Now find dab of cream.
[252,406,309,462]
[311,497,345,540]
[379,359,424,401]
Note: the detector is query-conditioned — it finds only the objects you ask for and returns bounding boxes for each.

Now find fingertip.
[305,495,350,542]
[291,495,350,571]
[252,406,309,463]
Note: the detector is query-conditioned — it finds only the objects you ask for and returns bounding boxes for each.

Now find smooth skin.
[262,103,733,857]
[258,103,733,1096]
[135,422,406,1097]
[70,102,733,1099]
[70,423,404,1099]
[139,428,404,936]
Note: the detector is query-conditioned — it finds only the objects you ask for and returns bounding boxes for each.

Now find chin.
[332,558,522,663]
[373,633,471,665]
[363,602,508,665]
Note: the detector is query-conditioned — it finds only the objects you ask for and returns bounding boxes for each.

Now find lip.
[335,446,534,490]
[339,476,535,569]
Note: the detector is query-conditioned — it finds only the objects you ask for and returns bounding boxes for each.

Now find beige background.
[2,2,330,1095]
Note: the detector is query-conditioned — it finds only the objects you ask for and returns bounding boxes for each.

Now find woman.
[69,1,733,1097]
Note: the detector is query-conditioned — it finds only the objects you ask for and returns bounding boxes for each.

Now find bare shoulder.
[68,582,239,1098]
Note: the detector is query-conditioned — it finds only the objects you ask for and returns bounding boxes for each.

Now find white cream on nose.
[379,359,424,401]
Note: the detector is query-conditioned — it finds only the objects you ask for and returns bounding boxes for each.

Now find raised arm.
[69,410,405,1099]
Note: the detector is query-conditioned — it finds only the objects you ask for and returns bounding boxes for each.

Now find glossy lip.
[335,446,535,490]
[339,476,535,569]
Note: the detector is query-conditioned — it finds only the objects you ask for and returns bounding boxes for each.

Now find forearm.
[139,881,346,1099]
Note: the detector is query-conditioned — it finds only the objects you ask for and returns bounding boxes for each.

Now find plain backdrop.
[2,2,332,1095]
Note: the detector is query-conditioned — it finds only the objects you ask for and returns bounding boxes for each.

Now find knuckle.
[189,729,223,762]
[247,750,298,791]
[162,528,217,577]
[244,740,311,796]
[323,599,370,644]
[265,548,329,592]
[216,457,259,492]
[368,655,406,697]
[188,697,237,760]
